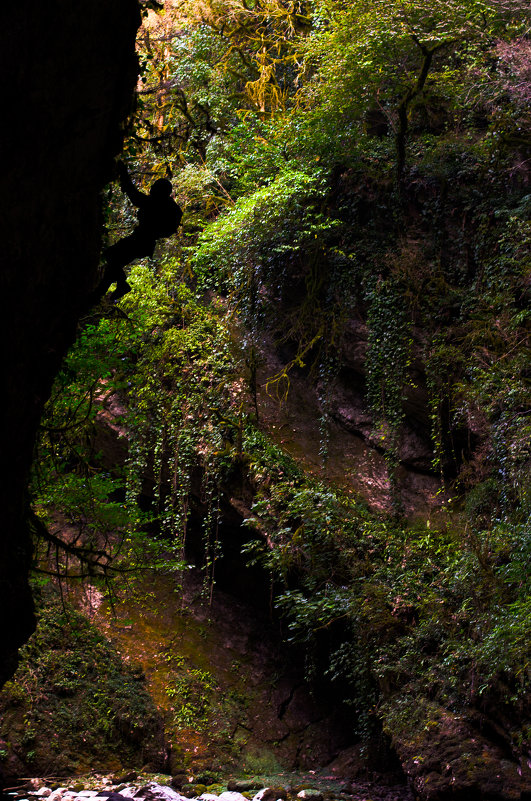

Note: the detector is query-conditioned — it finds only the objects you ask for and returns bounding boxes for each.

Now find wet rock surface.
[255,341,441,517]
[389,703,528,801]
[90,572,351,774]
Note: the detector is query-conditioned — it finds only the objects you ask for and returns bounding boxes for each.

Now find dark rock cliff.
[0,1,141,685]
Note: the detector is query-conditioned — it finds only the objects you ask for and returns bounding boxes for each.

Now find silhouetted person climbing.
[102,161,182,301]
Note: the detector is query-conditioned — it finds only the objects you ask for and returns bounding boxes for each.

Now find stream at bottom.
[2,774,414,801]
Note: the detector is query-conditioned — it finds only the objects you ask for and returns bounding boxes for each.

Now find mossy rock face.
[382,696,527,801]
[0,598,166,779]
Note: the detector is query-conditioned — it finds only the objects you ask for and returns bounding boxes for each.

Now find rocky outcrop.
[318,320,435,474]
[0,2,141,685]
[0,601,166,779]
[383,698,529,801]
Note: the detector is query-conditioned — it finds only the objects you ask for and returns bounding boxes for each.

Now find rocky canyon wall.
[0,1,141,684]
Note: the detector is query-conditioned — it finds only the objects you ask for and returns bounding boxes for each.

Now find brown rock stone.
[387,700,527,801]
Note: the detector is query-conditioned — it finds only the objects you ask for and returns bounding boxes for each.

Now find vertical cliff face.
[0,2,141,685]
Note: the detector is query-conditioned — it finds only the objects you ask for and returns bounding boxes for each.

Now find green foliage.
[191,164,338,380]
[32,252,254,584]
[241,446,530,737]
[194,169,329,287]
[118,259,246,599]
[365,278,413,482]
[166,667,218,730]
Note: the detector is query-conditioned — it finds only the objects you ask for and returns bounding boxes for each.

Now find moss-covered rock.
[0,597,166,779]
[383,696,527,800]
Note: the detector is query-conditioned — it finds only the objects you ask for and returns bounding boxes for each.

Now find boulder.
[170,776,188,791]
[251,789,287,801]
[48,789,68,801]
[218,793,248,801]
[115,790,140,800]
[386,699,528,801]
[134,784,189,801]
[227,782,264,793]
[296,791,323,801]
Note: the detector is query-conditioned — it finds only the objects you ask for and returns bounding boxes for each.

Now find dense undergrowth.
[3,0,530,786]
